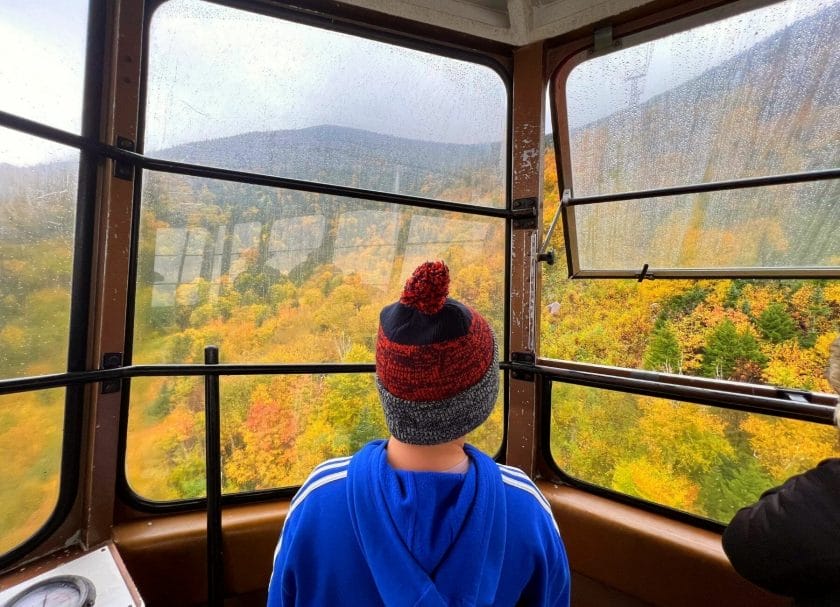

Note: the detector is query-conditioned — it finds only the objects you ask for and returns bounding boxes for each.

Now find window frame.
[548,0,840,280]
[0,0,105,569]
[115,0,515,511]
[535,363,838,531]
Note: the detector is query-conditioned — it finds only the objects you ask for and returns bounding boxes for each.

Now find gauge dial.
[5,575,95,607]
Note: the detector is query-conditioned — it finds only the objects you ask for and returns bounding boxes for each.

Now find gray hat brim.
[376,343,499,445]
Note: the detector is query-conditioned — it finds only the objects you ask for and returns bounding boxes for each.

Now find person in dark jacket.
[722,336,840,607]
[267,261,571,606]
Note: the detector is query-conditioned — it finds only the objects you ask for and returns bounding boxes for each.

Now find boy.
[268,261,571,606]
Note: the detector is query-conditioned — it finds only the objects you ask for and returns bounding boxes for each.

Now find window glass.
[133,172,504,365]
[543,102,839,523]
[0,128,78,379]
[129,169,505,499]
[542,107,839,389]
[145,0,507,207]
[0,0,89,143]
[563,0,838,196]
[127,374,503,500]
[0,1,86,556]
[0,388,65,554]
[549,383,840,523]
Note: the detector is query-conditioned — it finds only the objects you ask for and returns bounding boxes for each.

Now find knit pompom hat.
[375,261,499,445]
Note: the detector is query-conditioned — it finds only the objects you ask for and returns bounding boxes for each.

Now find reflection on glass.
[0,389,64,554]
[0,128,78,379]
[268,215,326,274]
[134,171,505,365]
[550,383,840,523]
[145,0,506,206]
[126,373,503,501]
[563,0,839,195]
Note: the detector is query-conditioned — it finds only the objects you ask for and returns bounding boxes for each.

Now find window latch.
[777,388,812,404]
[512,197,538,230]
[511,351,536,382]
[100,352,123,394]
[637,263,654,282]
[593,24,616,53]
[113,136,135,181]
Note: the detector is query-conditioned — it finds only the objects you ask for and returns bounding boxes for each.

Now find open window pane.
[0,0,89,144]
[563,0,838,196]
[126,373,503,500]
[145,0,507,207]
[133,171,505,366]
[555,0,839,276]
[549,383,840,523]
[543,82,840,392]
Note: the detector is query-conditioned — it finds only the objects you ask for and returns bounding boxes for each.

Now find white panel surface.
[0,546,142,606]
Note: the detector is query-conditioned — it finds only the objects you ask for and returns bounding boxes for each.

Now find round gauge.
[5,575,95,607]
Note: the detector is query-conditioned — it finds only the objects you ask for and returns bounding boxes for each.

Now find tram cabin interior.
[0,0,838,604]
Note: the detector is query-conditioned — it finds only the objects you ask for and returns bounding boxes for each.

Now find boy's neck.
[386,436,467,472]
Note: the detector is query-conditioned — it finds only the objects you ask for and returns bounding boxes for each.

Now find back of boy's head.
[375,261,498,445]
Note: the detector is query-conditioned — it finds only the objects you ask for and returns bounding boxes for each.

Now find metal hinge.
[510,351,536,382]
[100,352,123,394]
[592,24,622,55]
[512,197,538,230]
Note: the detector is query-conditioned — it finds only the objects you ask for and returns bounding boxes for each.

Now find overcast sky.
[0,0,835,165]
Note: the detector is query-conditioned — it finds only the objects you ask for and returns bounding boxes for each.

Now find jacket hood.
[346,440,507,606]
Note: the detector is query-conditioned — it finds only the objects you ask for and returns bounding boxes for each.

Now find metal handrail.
[526,363,837,425]
[2,360,834,425]
[0,110,509,218]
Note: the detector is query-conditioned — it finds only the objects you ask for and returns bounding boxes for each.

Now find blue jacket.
[268,440,570,606]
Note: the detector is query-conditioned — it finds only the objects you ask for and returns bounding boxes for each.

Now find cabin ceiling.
[333,0,655,45]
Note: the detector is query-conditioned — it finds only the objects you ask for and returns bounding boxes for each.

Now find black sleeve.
[721,459,840,599]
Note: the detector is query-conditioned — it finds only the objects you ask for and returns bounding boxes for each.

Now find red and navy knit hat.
[375,261,498,445]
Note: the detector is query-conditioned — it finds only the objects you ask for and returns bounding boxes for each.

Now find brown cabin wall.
[112,486,790,607]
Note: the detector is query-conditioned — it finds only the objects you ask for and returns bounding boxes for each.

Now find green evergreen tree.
[696,410,773,520]
[701,320,767,380]
[697,456,774,521]
[643,320,682,373]
[757,302,796,343]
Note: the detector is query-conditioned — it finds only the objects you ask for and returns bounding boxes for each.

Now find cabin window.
[549,383,839,524]
[542,0,840,525]
[144,0,507,208]
[551,0,839,278]
[125,2,508,502]
[0,1,89,556]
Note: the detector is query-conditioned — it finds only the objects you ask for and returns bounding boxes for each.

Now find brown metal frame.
[504,42,544,477]
[80,0,147,550]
